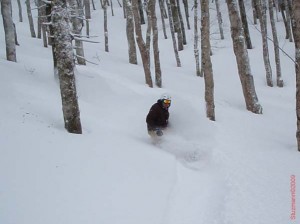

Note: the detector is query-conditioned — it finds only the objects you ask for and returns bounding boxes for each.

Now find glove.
[156,129,163,136]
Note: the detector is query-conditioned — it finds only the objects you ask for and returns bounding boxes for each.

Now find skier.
[146,93,171,137]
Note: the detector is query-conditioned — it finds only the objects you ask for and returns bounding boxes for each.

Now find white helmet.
[160,93,171,101]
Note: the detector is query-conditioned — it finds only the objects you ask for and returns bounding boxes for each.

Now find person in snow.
[146,94,171,137]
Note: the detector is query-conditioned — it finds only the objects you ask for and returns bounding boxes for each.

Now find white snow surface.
[1,1,300,224]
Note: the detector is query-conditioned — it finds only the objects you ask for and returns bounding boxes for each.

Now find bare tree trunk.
[84,0,91,37]
[194,0,201,76]
[149,0,162,87]
[292,0,300,151]
[201,0,215,121]
[182,0,190,30]
[268,0,283,87]
[1,0,16,62]
[104,0,109,52]
[258,0,273,87]
[123,0,127,18]
[46,2,57,76]
[138,0,145,24]
[226,0,263,114]
[110,0,114,16]
[215,0,224,40]
[284,0,293,42]
[170,0,183,50]
[37,0,42,39]
[158,0,168,39]
[166,0,181,67]
[176,0,186,45]
[252,0,258,24]
[52,0,82,134]
[125,0,138,64]
[132,0,153,87]
[238,0,252,48]
[92,0,96,9]
[68,0,86,65]
[17,0,23,22]
[26,0,36,38]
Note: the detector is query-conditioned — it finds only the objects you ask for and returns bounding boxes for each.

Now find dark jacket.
[146,100,169,131]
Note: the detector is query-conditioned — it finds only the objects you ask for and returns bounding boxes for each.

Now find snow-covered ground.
[0,1,300,224]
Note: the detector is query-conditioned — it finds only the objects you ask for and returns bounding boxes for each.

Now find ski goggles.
[163,99,171,104]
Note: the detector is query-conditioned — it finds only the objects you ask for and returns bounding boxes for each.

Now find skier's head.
[160,93,171,109]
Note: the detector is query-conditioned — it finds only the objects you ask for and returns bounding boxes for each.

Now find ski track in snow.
[151,134,228,224]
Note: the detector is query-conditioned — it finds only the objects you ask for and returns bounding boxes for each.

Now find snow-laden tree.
[292,0,300,151]
[51,0,82,134]
[1,0,16,62]
[226,0,263,114]
[201,0,215,121]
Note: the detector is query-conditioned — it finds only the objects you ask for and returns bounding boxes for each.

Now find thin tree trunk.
[166,0,181,67]
[201,0,215,121]
[226,0,263,114]
[170,0,183,50]
[125,0,138,64]
[37,0,42,39]
[52,0,82,134]
[68,0,86,65]
[138,0,145,24]
[252,0,258,24]
[238,0,252,48]
[258,0,273,87]
[215,0,224,40]
[182,0,190,30]
[84,0,91,37]
[26,0,36,38]
[292,0,300,151]
[284,0,293,42]
[132,0,153,87]
[149,0,162,87]
[176,0,186,45]
[104,0,109,51]
[110,0,114,16]
[268,0,283,87]
[17,0,23,22]
[194,0,201,76]
[1,0,16,62]
[158,0,168,39]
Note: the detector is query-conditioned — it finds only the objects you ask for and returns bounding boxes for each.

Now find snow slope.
[0,1,300,224]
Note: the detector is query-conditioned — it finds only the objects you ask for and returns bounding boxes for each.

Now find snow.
[1,1,300,224]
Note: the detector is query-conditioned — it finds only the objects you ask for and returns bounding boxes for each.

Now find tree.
[268,0,283,87]
[226,0,263,114]
[17,0,23,22]
[292,0,300,151]
[51,0,82,134]
[215,0,224,40]
[194,0,201,76]
[125,0,138,64]
[1,0,16,62]
[104,0,109,52]
[238,0,252,48]
[201,0,215,121]
[257,0,273,87]
[132,0,153,87]
[26,0,36,38]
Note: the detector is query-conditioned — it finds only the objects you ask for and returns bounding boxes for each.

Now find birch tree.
[194,0,201,76]
[238,0,252,48]
[1,0,16,62]
[132,0,153,87]
[292,0,300,151]
[52,0,82,134]
[215,0,224,40]
[125,0,137,64]
[68,0,86,65]
[268,0,283,87]
[26,0,36,38]
[226,0,263,114]
[158,0,168,39]
[201,0,215,121]
[84,0,91,37]
[258,0,273,87]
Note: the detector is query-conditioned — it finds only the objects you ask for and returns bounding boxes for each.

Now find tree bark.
[258,0,273,87]
[215,0,224,40]
[268,0,283,87]
[104,0,109,52]
[201,0,215,121]
[125,0,138,64]
[17,0,23,22]
[132,0,153,87]
[1,0,17,62]
[226,0,263,114]
[238,0,252,48]
[52,0,82,134]
[292,0,300,151]
[194,0,201,76]
[158,0,168,39]
[25,0,36,38]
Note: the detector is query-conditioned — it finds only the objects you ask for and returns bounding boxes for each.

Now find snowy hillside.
[1,1,300,224]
